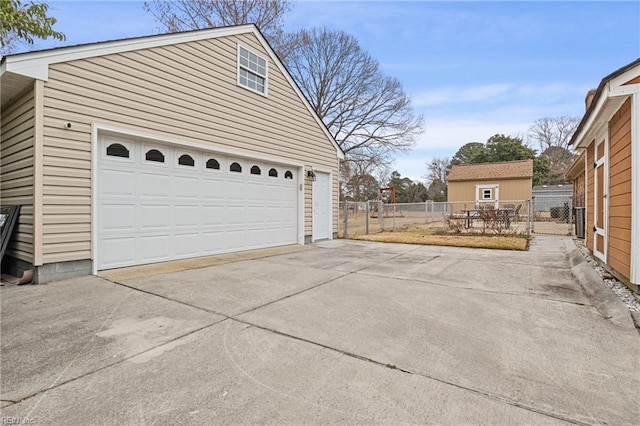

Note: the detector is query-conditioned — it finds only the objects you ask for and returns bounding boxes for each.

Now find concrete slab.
[238,268,640,424]
[0,276,221,403]
[118,258,347,316]
[357,253,589,304]
[2,235,638,424]
[99,244,312,281]
[1,320,567,424]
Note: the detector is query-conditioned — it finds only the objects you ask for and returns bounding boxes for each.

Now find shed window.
[145,149,165,163]
[230,162,242,173]
[250,165,261,175]
[178,154,194,166]
[106,143,129,158]
[482,189,492,200]
[238,46,267,94]
[268,168,278,177]
[206,158,220,170]
[284,170,293,179]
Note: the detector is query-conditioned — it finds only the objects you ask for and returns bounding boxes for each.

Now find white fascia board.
[1,25,255,82]
[573,83,610,149]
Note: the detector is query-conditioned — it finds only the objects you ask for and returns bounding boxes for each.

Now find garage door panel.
[139,235,170,261]
[97,138,299,270]
[139,205,171,230]
[100,237,136,267]
[100,204,136,231]
[175,233,200,256]
[100,169,136,197]
[175,205,199,227]
[139,172,171,197]
[173,176,199,199]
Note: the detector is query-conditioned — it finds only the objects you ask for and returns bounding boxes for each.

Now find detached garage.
[1,24,343,282]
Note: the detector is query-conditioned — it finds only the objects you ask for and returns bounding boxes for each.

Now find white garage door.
[97,137,299,270]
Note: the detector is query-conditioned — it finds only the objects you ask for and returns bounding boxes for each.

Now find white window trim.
[475,184,499,207]
[237,44,268,96]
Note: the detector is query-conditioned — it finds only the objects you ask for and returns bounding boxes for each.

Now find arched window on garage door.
[145,149,165,163]
[106,143,130,158]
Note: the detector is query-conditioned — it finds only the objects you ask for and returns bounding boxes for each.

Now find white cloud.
[412,82,587,108]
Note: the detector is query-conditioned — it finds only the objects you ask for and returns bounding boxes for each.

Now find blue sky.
[23,1,640,182]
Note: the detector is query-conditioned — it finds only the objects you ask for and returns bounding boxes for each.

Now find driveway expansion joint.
[230,317,590,426]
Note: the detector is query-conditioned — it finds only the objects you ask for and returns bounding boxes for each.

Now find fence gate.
[531,195,573,235]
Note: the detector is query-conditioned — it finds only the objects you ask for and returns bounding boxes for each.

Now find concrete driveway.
[1,236,638,424]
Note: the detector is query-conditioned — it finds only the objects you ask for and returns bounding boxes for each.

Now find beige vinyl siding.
[448,178,532,205]
[607,98,632,280]
[0,86,35,263]
[42,32,339,263]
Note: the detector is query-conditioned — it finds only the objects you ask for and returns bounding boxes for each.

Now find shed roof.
[448,160,533,182]
[532,184,573,193]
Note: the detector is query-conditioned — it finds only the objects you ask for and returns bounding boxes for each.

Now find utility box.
[574,207,585,239]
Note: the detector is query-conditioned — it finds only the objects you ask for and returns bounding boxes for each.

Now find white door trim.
[631,92,640,284]
[593,132,608,262]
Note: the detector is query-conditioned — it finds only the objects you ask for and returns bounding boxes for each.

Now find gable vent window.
[268,168,278,177]
[206,158,220,170]
[178,154,194,166]
[284,170,293,179]
[230,162,242,173]
[106,143,129,158]
[238,46,267,94]
[250,165,261,175]
[145,149,165,163]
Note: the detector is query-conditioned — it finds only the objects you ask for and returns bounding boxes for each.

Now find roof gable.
[448,160,533,182]
[570,57,640,149]
[1,24,344,159]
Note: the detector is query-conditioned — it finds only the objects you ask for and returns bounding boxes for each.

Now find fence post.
[365,201,370,235]
[343,201,348,239]
[379,201,384,232]
[526,200,531,234]
[530,196,535,233]
[392,204,396,231]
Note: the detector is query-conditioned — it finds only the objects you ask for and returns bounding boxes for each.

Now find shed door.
[97,137,298,270]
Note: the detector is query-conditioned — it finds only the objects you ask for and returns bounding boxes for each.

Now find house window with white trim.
[238,45,267,95]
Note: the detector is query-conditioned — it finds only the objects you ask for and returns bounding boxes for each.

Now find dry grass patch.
[351,225,529,251]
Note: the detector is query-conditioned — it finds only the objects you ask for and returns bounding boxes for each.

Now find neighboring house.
[531,184,573,212]
[568,57,640,293]
[447,160,533,208]
[1,24,344,282]
[565,151,585,208]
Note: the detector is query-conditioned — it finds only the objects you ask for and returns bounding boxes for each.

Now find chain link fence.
[529,195,573,236]
[339,200,533,238]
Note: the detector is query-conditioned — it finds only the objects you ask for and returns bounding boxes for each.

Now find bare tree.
[425,157,449,201]
[528,116,580,185]
[143,0,292,55]
[285,27,423,167]
[528,116,580,152]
